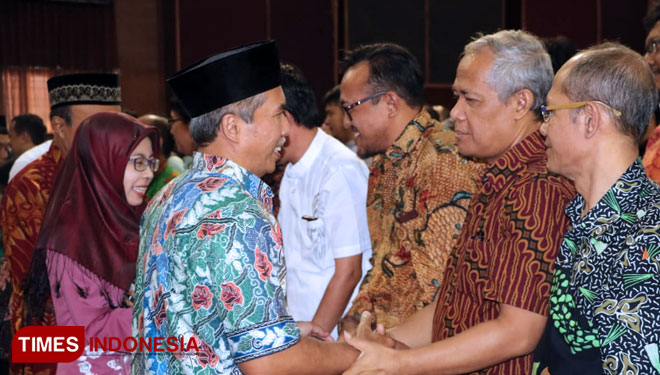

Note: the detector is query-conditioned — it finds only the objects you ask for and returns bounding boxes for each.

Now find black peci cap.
[167,40,281,118]
[48,73,121,109]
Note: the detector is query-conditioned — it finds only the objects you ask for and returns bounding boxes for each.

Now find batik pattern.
[347,110,484,329]
[432,131,575,375]
[132,153,300,375]
[533,159,660,375]
[0,144,62,375]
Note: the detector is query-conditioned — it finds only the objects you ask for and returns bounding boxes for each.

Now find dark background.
[0,0,655,115]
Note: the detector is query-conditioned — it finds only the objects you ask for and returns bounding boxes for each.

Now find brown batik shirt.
[347,110,485,328]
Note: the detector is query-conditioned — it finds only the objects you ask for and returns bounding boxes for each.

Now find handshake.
[297,311,409,375]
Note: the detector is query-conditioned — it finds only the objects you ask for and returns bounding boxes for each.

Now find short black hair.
[12,114,47,145]
[280,63,322,129]
[644,4,660,33]
[543,36,578,73]
[149,117,175,157]
[340,43,424,107]
[169,97,191,124]
[322,85,341,107]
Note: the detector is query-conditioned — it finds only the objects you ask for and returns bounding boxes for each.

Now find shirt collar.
[191,151,275,211]
[383,110,432,161]
[48,142,64,164]
[565,158,650,230]
[285,128,325,179]
[481,130,546,193]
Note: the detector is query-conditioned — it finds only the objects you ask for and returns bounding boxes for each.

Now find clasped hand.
[342,311,407,375]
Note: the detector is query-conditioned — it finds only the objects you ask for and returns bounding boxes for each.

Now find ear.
[581,102,601,139]
[283,109,296,126]
[50,116,68,138]
[219,113,240,144]
[512,89,535,120]
[383,91,400,118]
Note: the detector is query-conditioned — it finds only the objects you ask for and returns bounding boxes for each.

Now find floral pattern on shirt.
[132,152,300,375]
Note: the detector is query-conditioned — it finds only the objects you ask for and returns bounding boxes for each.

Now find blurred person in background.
[7,114,47,160]
[321,85,357,152]
[168,98,196,170]
[641,3,660,182]
[137,114,181,201]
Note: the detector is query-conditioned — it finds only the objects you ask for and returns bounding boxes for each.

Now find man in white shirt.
[277,63,372,338]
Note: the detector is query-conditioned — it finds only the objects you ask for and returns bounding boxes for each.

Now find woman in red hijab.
[25,112,159,374]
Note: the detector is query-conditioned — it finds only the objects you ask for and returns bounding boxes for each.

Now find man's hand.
[343,330,401,375]
[297,321,334,342]
[337,314,360,342]
[351,311,403,349]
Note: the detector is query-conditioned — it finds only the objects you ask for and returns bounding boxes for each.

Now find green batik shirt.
[132,152,300,374]
[533,159,660,375]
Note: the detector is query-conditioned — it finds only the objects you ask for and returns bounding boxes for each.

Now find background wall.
[0,0,655,116]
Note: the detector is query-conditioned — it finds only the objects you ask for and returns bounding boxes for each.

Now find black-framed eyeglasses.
[129,157,160,172]
[646,39,660,55]
[342,91,387,121]
[540,101,622,123]
[168,117,183,126]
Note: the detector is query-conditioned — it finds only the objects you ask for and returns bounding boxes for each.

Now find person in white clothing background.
[277,63,372,338]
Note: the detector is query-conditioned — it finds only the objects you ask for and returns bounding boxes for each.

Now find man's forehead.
[454,51,492,88]
[258,86,285,113]
[340,62,370,97]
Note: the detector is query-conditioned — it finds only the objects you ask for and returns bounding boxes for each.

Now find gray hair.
[562,42,657,143]
[190,92,266,147]
[464,29,553,117]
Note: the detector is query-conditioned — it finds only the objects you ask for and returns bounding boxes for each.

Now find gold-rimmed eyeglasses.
[540,101,622,123]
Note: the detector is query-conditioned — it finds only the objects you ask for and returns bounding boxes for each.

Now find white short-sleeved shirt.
[278,129,372,337]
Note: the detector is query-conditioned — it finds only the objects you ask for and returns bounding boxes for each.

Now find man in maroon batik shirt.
[342,29,575,375]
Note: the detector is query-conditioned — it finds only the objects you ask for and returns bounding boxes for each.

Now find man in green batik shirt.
[132,41,359,375]
[533,42,660,375]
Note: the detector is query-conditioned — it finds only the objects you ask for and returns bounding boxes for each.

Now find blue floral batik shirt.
[132,152,300,375]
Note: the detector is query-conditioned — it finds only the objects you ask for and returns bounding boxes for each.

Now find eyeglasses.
[342,91,387,121]
[129,157,160,172]
[646,39,660,55]
[540,101,622,123]
[168,117,183,126]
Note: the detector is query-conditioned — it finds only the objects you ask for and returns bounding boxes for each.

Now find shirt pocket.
[301,218,334,269]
